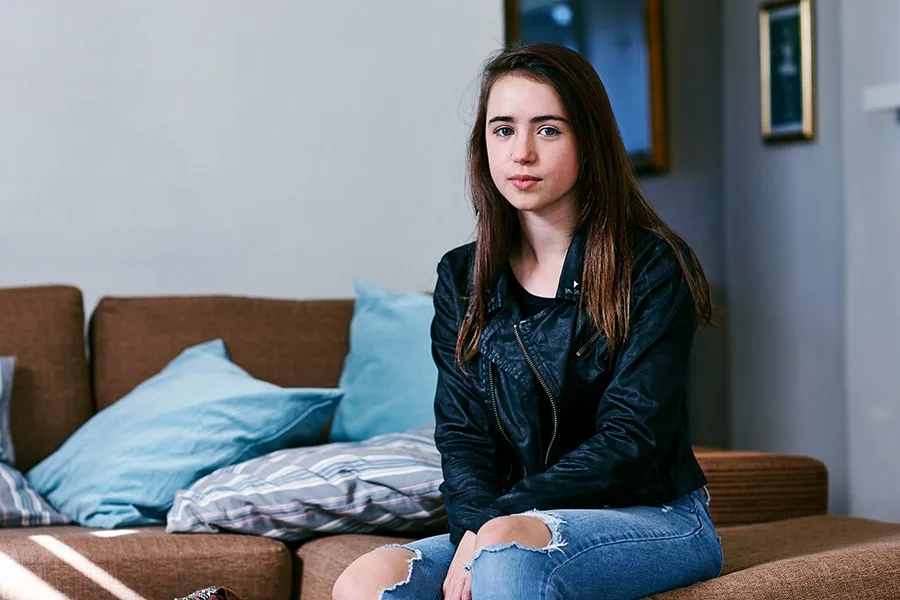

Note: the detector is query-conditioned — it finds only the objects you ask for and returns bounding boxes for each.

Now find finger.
[462,571,472,600]
[443,572,458,599]
[446,575,462,600]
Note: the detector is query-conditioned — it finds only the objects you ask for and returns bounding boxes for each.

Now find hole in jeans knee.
[377,546,421,599]
[471,512,568,564]
[518,510,567,551]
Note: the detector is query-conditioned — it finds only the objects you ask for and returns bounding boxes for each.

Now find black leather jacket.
[431,227,707,545]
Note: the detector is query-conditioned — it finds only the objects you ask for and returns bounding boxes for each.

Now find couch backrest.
[0,285,94,471]
[89,294,355,410]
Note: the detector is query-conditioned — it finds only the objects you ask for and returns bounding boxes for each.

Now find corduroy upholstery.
[0,525,291,599]
[0,285,93,471]
[0,286,896,599]
[649,516,900,599]
[294,516,900,600]
[695,450,828,526]
[89,295,353,410]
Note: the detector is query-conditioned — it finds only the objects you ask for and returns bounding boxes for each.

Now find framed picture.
[504,0,668,174]
[759,0,816,142]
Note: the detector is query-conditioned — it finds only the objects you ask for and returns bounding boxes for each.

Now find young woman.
[334,42,723,600]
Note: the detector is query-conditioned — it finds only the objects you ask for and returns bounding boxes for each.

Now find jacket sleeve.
[489,244,695,515]
[432,257,503,545]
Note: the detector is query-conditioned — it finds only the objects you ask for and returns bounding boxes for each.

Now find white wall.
[841,0,900,522]
[0,1,504,313]
[722,0,847,513]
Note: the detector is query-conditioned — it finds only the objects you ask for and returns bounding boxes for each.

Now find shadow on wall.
[686,285,729,449]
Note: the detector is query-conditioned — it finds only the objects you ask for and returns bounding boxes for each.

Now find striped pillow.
[0,356,15,464]
[1,463,71,527]
[166,425,446,541]
[0,356,70,527]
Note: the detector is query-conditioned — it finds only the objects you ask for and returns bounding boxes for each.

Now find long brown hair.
[457,43,711,365]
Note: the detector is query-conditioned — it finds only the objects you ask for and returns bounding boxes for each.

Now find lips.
[509,175,541,192]
[509,175,541,191]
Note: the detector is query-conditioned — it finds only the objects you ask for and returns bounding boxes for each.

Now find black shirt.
[507,272,556,318]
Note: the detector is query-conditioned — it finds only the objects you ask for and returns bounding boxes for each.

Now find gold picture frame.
[504,0,669,173]
[759,0,816,142]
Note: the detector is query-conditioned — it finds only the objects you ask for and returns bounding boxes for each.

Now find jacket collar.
[486,226,585,315]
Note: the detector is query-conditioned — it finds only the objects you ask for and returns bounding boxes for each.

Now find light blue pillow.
[328,280,438,442]
[26,339,343,529]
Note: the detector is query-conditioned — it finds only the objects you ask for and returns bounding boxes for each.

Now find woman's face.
[485,74,580,218]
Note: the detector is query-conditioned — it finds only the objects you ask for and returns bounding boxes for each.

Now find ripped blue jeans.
[378,487,723,600]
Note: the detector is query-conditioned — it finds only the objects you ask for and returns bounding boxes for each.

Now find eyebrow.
[487,114,570,124]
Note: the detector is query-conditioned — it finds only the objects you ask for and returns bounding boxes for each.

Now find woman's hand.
[443,530,477,600]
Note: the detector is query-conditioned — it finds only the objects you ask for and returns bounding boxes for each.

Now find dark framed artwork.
[759,0,816,142]
[504,0,668,174]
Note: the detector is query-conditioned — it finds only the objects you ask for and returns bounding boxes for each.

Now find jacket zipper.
[489,363,527,478]
[575,330,602,357]
[513,323,558,470]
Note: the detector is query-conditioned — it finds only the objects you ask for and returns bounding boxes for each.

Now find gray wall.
[841,0,900,522]
[641,0,728,449]
[0,0,732,450]
[722,0,848,513]
[0,1,503,312]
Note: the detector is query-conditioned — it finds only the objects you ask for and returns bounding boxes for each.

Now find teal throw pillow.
[26,339,343,528]
[328,280,438,442]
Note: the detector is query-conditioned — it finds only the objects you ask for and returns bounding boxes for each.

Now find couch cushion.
[293,516,900,600]
[0,285,93,471]
[0,525,291,599]
[649,515,900,599]
[89,295,353,410]
[294,533,414,600]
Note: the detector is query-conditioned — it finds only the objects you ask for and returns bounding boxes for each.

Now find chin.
[504,192,556,213]
[514,202,555,214]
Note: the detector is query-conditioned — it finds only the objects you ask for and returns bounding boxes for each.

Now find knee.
[475,515,552,551]
[332,547,415,600]
[476,515,521,548]
[332,563,368,600]
[470,520,553,600]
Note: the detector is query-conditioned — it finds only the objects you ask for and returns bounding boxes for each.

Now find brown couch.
[2,284,898,600]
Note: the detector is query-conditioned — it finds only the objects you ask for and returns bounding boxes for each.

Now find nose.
[511,135,536,165]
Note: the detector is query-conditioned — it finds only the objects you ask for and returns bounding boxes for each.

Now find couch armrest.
[694,450,828,527]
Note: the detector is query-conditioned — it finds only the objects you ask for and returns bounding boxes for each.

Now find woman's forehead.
[486,74,566,118]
